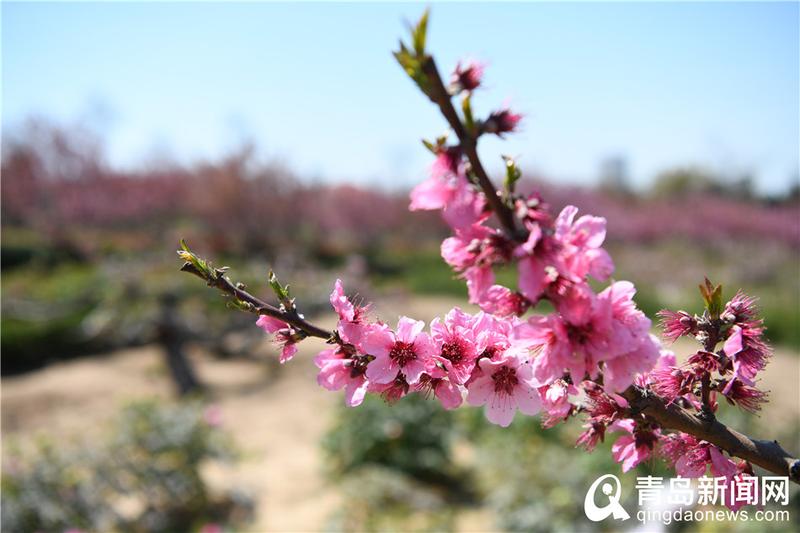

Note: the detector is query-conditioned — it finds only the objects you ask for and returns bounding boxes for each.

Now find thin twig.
[419,57,525,242]
[179,260,799,481]
[180,262,333,340]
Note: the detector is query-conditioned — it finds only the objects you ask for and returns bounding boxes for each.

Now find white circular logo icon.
[584,474,630,522]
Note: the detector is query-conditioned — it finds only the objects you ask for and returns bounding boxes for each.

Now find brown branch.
[180,262,333,340]
[419,57,525,242]
[625,386,800,484]
[181,258,800,482]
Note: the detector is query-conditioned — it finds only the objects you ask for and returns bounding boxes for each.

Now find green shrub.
[1,401,252,533]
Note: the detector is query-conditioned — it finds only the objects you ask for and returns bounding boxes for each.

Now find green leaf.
[268,270,293,309]
[462,94,475,135]
[412,9,429,56]
[698,277,724,318]
[394,11,433,97]
[502,155,522,194]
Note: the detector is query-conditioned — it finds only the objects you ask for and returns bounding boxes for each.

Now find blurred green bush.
[323,394,476,531]
[1,400,252,533]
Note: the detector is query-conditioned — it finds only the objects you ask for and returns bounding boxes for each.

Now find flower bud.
[450,60,484,93]
[481,108,522,137]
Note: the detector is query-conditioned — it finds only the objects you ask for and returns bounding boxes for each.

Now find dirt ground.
[2,295,798,532]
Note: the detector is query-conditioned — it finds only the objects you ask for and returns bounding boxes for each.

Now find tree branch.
[625,386,800,484]
[180,258,799,482]
[179,262,333,340]
[419,57,525,242]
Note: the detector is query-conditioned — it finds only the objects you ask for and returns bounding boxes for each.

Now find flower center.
[348,354,370,378]
[566,323,592,345]
[441,340,465,364]
[492,365,519,396]
[389,341,417,367]
[481,345,499,359]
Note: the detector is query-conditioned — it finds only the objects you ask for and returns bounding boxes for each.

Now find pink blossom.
[686,350,721,377]
[362,318,436,385]
[315,347,370,407]
[466,352,540,427]
[256,315,299,363]
[576,382,628,451]
[256,314,287,334]
[661,434,737,479]
[203,404,224,427]
[440,223,495,271]
[723,324,771,385]
[636,347,677,385]
[603,334,661,392]
[720,379,767,413]
[539,379,578,427]
[648,366,692,403]
[600,281,652,354]
[609,419,659,472]
[368,375,409,403]
[451,59,484,92]
[515,225,603,311]
[409,175,456,211]
[470,310,526,363]
[553,205,614,282]
[429,307,478,384]
[409,148,464,211]
[411,164,488,230]
[414,374,463,409]
[442,182,487,231]
[478,284,529,317]
[723,290,759,324]
[464,265,495,306]
[516,282,650,385]
[516,253,556,305]
[329,279,369,347]
[657,309,697,342]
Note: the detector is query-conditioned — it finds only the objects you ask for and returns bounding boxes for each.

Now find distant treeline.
[2,118,798,270]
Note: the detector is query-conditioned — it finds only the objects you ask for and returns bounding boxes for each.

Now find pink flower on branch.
[657,309,698,342]
[330,278,370,347]
[466,352,541,427]
[576,382,628,451]
[414,374,463,409]
[539,379,578,428]
[256,315,300,363]
[660,433,738,479]
[362,317,436,385]
[428,307,479,385]
[720,378,768,413]
[177,14,800,488]
[723,323,771,386]
[369,375,410,404]
[514,281,654,390]
[315,347,370,407]
[610,419,660,473]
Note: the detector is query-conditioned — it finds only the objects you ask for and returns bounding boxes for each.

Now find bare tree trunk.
[157,293,202,396]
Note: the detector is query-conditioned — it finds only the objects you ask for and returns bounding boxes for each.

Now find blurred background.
[2,2,798,532]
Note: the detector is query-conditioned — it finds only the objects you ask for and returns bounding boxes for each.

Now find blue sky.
[3,2,798,193]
